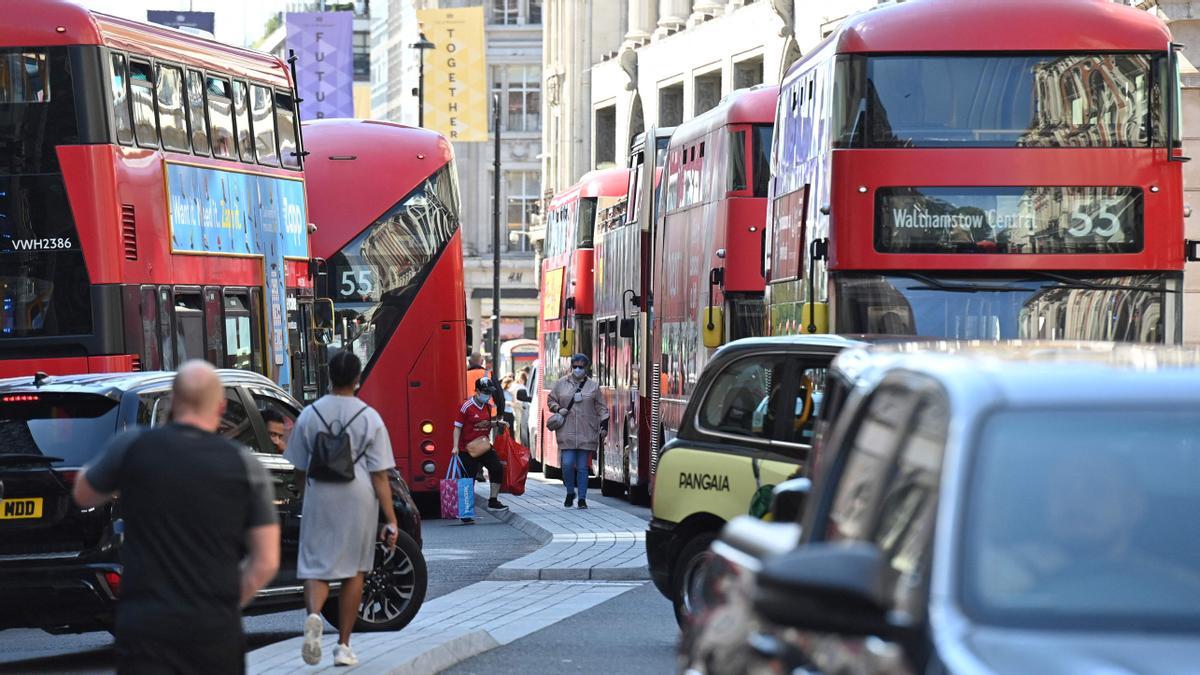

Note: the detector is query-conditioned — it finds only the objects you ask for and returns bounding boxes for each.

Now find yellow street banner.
[418,7,486,142]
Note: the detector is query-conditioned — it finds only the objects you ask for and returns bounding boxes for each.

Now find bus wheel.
[544,464,562,479]
[672,531,717,627]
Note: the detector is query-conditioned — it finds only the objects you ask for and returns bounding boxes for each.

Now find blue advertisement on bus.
[165,162,309,392]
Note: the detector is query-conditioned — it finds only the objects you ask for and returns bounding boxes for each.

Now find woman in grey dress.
[284,350,398,667]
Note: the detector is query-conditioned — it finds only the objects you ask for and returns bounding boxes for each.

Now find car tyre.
[671,531,717,627]
[324,529,427,632]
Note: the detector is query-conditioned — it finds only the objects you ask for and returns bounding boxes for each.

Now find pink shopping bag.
[440,456,465,519]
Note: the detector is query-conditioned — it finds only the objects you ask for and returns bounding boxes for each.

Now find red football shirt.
[455,398,492,450]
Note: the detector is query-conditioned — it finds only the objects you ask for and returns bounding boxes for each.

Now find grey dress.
[284,394,395,580]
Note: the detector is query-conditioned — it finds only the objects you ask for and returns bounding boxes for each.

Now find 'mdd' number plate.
[0,498,43,520]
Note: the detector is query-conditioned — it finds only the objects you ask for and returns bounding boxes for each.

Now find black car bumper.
[0,561,120,633]
[646,518,678,598]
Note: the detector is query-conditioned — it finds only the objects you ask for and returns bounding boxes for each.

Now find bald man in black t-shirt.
[74,361,280,675]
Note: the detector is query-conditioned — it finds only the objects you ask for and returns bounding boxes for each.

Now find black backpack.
[308,404,370,483]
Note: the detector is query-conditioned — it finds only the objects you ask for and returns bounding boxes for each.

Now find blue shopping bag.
[456,457,476,520]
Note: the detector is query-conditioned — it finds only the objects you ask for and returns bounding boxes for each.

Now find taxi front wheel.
[672,531,717,627]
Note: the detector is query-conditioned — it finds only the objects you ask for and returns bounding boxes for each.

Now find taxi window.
[776,365,828,446]
[699,354,788,440]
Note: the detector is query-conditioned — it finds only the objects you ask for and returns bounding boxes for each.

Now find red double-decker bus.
[767,0,1185,342]
[304,119,466,501]
[649,85,777,458]
[0,0,319,394]
[536,168,628,478]
[592,131,671,502]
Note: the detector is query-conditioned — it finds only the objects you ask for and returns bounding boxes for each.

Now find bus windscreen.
[835,53,1164,149]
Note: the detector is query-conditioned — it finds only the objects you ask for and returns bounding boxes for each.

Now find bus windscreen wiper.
[1027,271,1169,293]
[906,273,1035,293]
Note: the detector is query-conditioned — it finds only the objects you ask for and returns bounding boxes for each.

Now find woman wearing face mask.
[451,377,509,523]
[547,353,609,509]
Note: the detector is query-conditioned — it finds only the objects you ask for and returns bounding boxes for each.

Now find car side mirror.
[769,477,811,522]
[619,317,636,339]
[753,541,894,637]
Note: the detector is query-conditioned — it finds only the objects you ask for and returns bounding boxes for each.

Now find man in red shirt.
[451,376,508,523]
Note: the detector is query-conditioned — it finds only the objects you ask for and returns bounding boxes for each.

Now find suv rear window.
[0,394,121,466]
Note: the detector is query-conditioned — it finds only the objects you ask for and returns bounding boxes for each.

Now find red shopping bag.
[439,456,465,519]
[493,429,530,496]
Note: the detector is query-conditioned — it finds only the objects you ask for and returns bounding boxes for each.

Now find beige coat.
[547,375,609,453]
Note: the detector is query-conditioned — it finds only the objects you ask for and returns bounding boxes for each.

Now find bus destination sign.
[875,186,1143,255]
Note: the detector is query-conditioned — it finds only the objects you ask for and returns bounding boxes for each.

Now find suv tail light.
[103,571,122,597]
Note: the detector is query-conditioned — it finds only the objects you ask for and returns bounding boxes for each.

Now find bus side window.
[158,287,176,371]
[232,80,254,163]
[224,291,253,370]
[129,59,158,148]
[206,76,235,160]
[140,285,161,370]
[109,53,134,145]
[276,91,300,169]
[155,64,188,152]
[251,84,278,166]
[186,69,210,155]
[174,292,205,362]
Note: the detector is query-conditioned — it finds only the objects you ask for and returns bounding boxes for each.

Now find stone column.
[654,0,690,38]
[690,0,725,25]
[626,0,657,44]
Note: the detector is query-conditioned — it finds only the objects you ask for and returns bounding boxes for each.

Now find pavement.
[247,474,653,674]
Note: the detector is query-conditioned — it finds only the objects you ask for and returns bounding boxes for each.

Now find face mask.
[572,367,586,378]
[474,393,490,405]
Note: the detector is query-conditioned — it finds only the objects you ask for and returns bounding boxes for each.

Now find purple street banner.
[285,12,354,120]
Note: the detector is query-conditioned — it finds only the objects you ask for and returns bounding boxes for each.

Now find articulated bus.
[0,0,318,395]
[304,119,466,501]
[536,168,628,478]
[650,85,778,460]
[593,131,672,502]
[767,0,1185,343]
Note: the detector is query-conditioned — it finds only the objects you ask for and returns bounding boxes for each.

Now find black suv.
[0,370,426,635]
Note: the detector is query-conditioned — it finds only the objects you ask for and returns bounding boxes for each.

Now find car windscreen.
[0,393,120,467]
[961,408,1200,632]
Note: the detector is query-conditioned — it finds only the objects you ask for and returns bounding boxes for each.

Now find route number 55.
[1068,198,1123,239]
[341,269,374,296]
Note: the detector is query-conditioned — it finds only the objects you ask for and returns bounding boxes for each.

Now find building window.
[491,64,541,132]
[353,31,370,81]
[594,105,616,167]
[528,0,542,24]
[492,0,519,24]
[695,70,722,115]
[735,56,764,89]
[659,83,683,126]
[505,170,540,253]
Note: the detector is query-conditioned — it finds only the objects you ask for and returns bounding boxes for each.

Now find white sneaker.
[301,613,323,665]
[334,643,359,667]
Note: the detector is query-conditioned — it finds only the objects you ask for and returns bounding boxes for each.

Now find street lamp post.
[410,33,435,127]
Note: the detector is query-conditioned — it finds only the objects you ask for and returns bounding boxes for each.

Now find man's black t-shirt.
[85,423,276,638]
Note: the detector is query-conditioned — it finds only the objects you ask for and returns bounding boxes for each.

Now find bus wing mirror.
[314,298,335,330]
[701,306,725,349]
[802,302,829,334]
[559,328,575,358]
[619,318,636,339]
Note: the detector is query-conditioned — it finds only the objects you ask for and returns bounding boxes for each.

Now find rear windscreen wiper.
[906,273,1035,293]
[1028,271,1169,293]
[0,453,63,466]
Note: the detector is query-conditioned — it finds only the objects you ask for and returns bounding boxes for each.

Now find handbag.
[440,457,463,519]
[545,379,587,431]
[466,434,492,458]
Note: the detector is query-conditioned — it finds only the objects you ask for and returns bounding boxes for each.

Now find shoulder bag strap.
[562,378,588,414]
[343,405,372,465]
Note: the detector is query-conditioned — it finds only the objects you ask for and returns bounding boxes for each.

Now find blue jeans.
[561,449,589,500]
